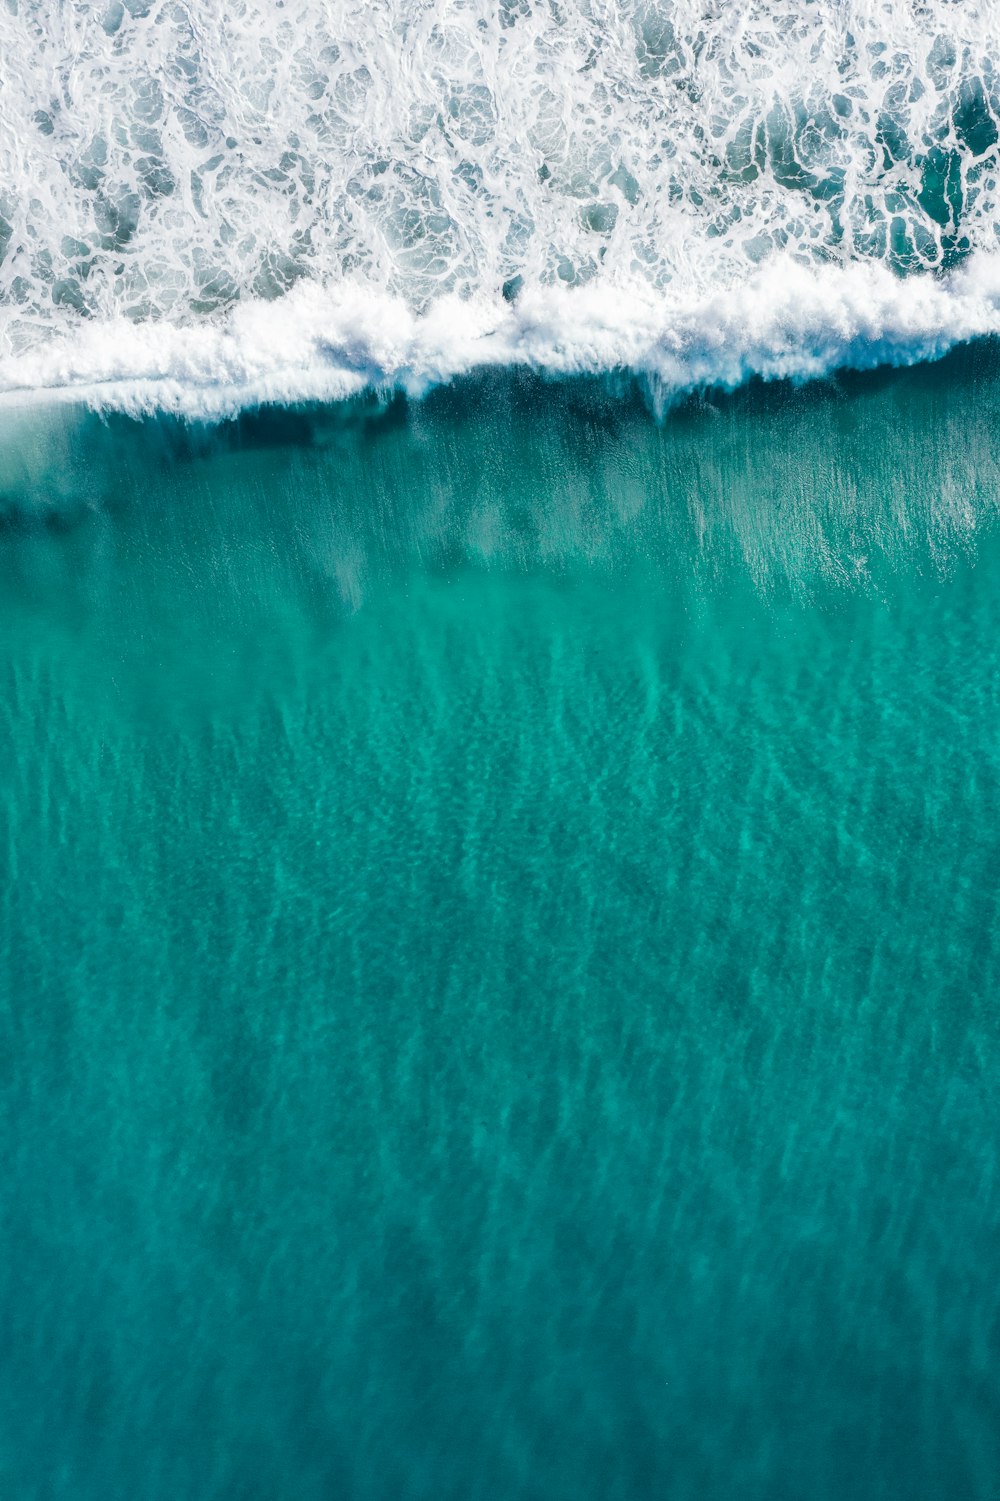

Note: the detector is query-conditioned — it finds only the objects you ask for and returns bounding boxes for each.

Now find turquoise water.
[2,355,1000,1499]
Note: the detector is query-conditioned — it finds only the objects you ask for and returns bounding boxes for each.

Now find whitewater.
[2,0,1000,415]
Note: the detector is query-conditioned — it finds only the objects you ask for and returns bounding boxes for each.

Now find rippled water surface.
[2,358,1000,1499]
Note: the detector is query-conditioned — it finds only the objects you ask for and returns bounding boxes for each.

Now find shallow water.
[2,356,1000,1499]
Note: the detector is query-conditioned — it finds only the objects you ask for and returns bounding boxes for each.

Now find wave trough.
[2,0,1000,413]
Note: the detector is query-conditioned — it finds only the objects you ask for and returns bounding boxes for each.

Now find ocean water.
[2,352,1000,1499]
[4,0,1000,1492]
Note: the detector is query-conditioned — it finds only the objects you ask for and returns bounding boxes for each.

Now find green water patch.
[1,354,1000,1499]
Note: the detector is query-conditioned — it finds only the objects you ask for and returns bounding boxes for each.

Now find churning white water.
[1,0,1000,412]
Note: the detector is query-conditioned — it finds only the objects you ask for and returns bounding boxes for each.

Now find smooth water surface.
[2,357,1000,1499]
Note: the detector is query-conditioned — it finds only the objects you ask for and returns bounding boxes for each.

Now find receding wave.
[2,0,1000,414]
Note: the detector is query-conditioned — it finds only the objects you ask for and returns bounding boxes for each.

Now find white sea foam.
[4,255,1000,418]
[1,0,999,414]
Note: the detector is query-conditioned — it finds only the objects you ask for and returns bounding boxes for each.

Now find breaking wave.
[2,0,1000,414]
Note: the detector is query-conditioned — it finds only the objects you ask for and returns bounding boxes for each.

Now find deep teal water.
[2,356,1000,1500]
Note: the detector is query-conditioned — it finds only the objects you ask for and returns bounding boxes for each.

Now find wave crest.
[1,255,999,417]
